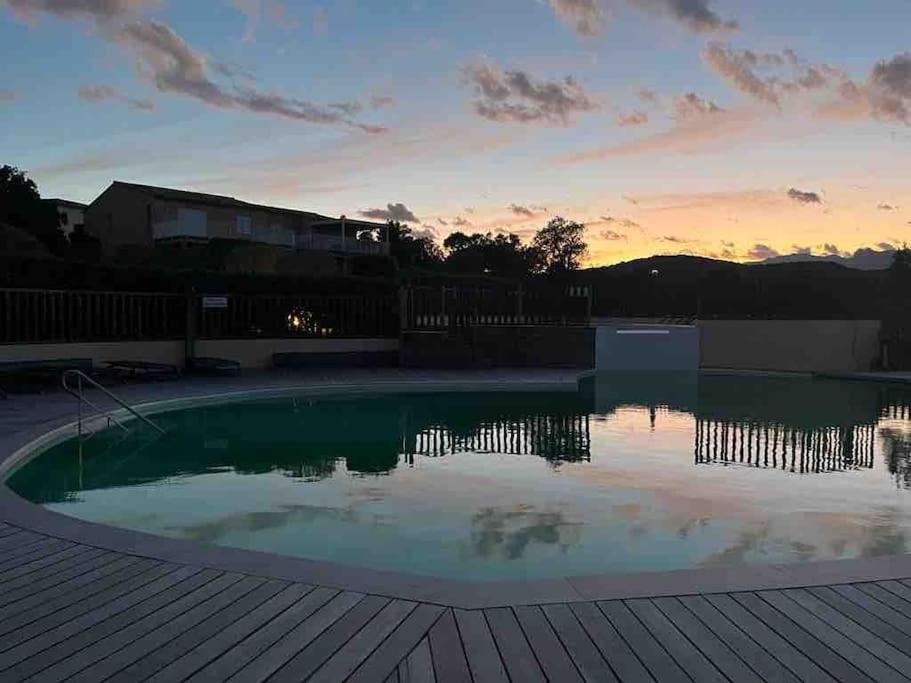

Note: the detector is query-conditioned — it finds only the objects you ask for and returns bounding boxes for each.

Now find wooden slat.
[398,637,435,683]
[454,609,509,683]
[186,586,341,682]
[0,566,211,678]
[103,578,286,682]
[515,605,584,682]
[570,601,654,682]
[485,607,546,682]
[145,583,313,683]
[542,603,616,682]
[759,590,908,683]
[0,543,91,583]
[651,597,762,683]
[0,549,118,606]
[705,593,837,682]
[0,538,73,571]
[856,583,911,623]
[309,599,419,683]
[731,592,873,683]
[627,598,727,683]
[427,609,472,683]
[676,595,800,683]
[598,600,689,683]
[349,603,444,683]
[809,587,911,657]
[832,585,911,638]
[268,594,390,682]
[876,580,911,606]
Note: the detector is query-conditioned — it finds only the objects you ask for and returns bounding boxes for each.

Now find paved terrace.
[2,369,911,682]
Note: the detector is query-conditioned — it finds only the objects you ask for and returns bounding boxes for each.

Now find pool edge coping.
[3,372,911,609]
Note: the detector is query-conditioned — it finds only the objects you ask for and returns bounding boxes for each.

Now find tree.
[0,165,67,255]
[532,216,587,275]
[387,221,443,269]
[443,230,539,278]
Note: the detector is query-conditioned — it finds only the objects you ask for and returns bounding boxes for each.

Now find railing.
[62,369,165,437]
[297,233,389,256]
[0,289,186,343]
[403,285,591,331]
[198,293,398,339]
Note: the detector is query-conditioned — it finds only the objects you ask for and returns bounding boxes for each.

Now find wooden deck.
[2,520,911,681]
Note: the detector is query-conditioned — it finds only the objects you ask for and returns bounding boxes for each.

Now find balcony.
[296,233,390,256]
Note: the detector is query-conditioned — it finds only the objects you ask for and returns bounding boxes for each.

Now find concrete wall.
[85,184,151,255]
[595,324,699,371]
[1,338,399,370]
[699,319,881,372]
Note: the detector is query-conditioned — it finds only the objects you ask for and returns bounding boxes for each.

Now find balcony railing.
[152,223,388,255]
[296,233,390,256]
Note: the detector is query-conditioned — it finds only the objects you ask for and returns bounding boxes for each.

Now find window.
[236,215,252,236]
[177,208,207,237]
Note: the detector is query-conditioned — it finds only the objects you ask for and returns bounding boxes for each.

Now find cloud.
[639,88,658,103]
[627,0,738,34]
[748,243,779,259]
[868,53,911,124]
[878,202,898,211]
[311,6,328,36]
[461,61,596,125]
[369,94,394,109]
[820,242,846,257]
[114,20,384,132]
[701,43,781,105]
[787,187,822,204]
[509,203,535,217]
[231,0,297,42]
[617,110,649,126]
[600,229,627,241]
[544,0,604,36]
[77,83,154,110]
[674,92,723,121]
[453,216,472,227]
[359,202,419,223]
[602,216,644,231]
[3,0,156,21]
[878,242,895,250]
[0,89,17,102]
[437,218,448,226]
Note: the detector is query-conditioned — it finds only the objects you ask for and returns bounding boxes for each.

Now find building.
[44,198,87,236]
[84,182,390,264]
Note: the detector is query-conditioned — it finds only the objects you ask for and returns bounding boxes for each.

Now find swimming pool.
[8,373,911,580]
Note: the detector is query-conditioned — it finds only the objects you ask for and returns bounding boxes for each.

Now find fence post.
[184,290,198,368]
[516,283,524,323]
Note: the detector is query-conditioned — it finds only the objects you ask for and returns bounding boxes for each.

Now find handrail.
[62,370,166,435]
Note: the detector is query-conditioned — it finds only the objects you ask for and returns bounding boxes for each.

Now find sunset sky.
[1,0,909,266]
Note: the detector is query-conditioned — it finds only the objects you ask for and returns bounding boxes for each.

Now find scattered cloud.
[617,110,649,126]
[0,89,17,102]
[453,216,472,227]
[3,0,156,22]
[600,229,627,241]
[369,94,394,109]
[820,242,847,257]
[748,243,780,260]
[359,202,419,223]
[878,242,896,250]
[437,217,448,226]
[701,43,782,105]
[544,0,604,37]
[787,187,822,204]
[509,203,535,217]
[639,88,658,103]
[460,61,596,125]
[602,216,644,231]
[878,202,898,211]
[627,0,738,34]
[231,0,297,42]
[77,83,153,110]
[674,92,723,121]
[311,6,328,36]
[868,53,911,124]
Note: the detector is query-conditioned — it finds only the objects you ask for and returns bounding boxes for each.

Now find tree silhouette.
[443,231,540,278]
[532,216,587,275]
[0,165,67,255]
[386,220,443,269]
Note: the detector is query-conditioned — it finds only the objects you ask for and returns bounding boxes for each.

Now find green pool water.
[8,374,911,580]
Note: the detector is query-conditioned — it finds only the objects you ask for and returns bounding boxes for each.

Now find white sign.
[202,296,228,309]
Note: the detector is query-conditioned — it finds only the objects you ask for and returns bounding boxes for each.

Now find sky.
[1,0,909,266]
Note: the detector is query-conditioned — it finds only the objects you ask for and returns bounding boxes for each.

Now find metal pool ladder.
[62,369,166,438]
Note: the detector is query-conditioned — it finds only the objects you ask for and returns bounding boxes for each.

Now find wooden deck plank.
[784,588,911,679]
[0,529,39,548]
[348,603,444,683]
[542,603,617,683]
[732,591,873,682]
[831,585,911,637]
[398,637,435,683]
[652,596,762,683]
[677,595,800,683]
[309,599,419,683]
[570,601,654,682]
[144,583,313,683]
[185,586,341,682]
[0,543,95,583]
[454,608,509,683]
[809,586,911,658]
[759,590,910,683]
[627,598,727,683]
[0,548,117,604]
[876,581,911,606]
[0,555,150,629]
[426,609,471,683]
[705,593,837,683]
[485,607,546,683]
[598,600,689,683]
[228,590,370,683]
[855,583,911,623]
[0,537,71,570]
[0,561,175,652]
[267,594,390,683]
[52,574,261,683]
[103,578,287,683]
[0,566,215,679]
[515,605,585,682]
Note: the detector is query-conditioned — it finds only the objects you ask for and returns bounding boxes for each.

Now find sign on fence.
[202,296,229,310]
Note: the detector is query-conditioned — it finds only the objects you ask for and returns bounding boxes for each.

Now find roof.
[104,181,385,229]
[44,198,88,209]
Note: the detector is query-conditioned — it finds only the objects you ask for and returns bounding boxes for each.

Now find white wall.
[595,324,699,371]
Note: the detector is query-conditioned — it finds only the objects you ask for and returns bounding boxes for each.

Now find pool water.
[9,374,911,580]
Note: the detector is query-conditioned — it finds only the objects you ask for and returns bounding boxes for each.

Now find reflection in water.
[468,506,583,560]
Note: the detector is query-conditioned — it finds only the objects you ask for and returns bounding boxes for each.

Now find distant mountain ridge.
[759,247,897,271]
